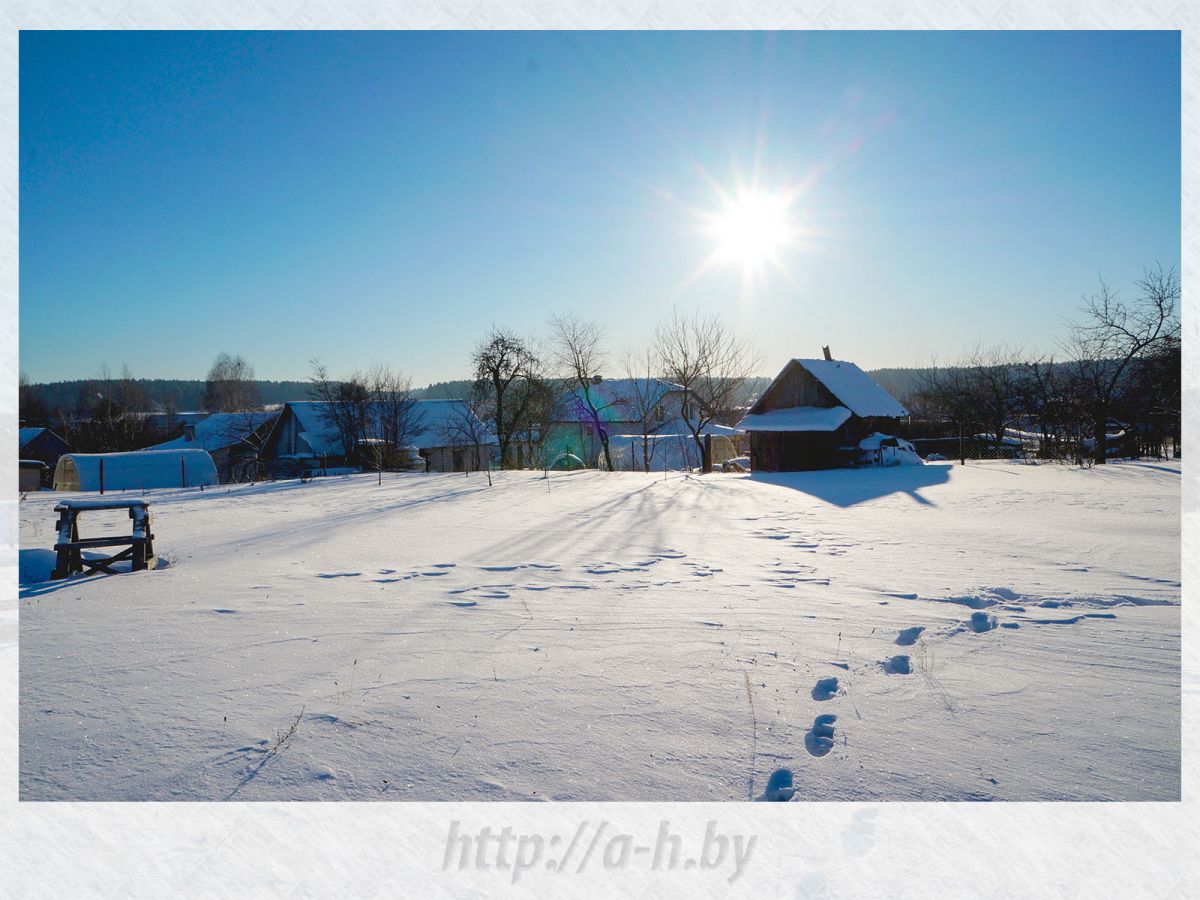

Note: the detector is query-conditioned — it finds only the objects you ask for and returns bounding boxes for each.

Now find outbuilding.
[53,449,218,492]
[19,460,48,492]
[19,427,70,486]
[738,353,908,471]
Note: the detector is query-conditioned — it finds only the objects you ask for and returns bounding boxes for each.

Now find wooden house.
[738,354,908,470]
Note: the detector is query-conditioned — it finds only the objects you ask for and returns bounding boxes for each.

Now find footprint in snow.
[805,714,837,757]
[811,677,840,701]
[881,655,911,675]
[969,612,998,633]
[757,767,796,801]
[896,626,925,646]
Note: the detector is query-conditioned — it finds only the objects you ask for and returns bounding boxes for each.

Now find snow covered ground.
[19,460,1180,801]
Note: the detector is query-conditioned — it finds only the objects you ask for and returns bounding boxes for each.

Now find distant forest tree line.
[19,265,1180,466]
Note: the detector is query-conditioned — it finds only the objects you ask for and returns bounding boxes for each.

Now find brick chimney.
[822,345,832,361]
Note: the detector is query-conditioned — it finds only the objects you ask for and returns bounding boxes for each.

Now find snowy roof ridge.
[789,359,908,419]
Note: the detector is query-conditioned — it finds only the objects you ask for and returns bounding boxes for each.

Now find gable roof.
[750,359,907,419]
[409,399,498,447]
[146,411,279,452]
[19,427,46,447]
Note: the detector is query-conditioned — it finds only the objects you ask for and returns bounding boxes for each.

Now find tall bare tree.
[203,353,261,412]
[549,313,615,470]
[308,359,370,465]
[654,309,760,471]
[619,344,672,473]
[471,326,549,469]
[368,365,425,450]
[1064,264,1180,464]
[440,398,494,474]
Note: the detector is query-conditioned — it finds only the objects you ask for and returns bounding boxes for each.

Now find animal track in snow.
[805,714,838,757]
[881,655,911,675]
[896,626,925,646]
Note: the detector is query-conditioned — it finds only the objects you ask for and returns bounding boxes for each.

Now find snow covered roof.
[561,378,683,423]
[147,411,278,452]
[280,400,497,456]
[737,406,852,433]
[410,399,498,447]
[19,427,45,446]
[789,359,907,418]
[53,450,218,492]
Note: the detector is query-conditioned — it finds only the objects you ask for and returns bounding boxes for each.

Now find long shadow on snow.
[750,463,952,508]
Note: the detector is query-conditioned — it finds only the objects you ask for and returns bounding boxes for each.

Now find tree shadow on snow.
[750,463,953,508]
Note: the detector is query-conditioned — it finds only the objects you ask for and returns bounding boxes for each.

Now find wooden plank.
[55,499,151,512]
[54,536,148,550]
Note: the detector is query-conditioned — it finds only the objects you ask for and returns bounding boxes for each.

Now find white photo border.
[2,4,1194,897]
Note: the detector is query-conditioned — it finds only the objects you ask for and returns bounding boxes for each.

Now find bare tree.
[213,409,281,482]
[920,345,1036,459]
[965,345,1028,452]
[66,363,159,453]
[471,326,550,469]
[308,359,370,465]
[368,365,425,452]
[440,398,495,474]
[619,344,672,473]
[654,309,760,472]
[1064,265,1180,464]
[549,313,616,470]
[203,353,261,412]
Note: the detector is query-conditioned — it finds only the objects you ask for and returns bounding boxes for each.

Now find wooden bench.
[51,499,156,580]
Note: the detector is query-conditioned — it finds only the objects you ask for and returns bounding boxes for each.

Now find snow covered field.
[19,460,1180,801]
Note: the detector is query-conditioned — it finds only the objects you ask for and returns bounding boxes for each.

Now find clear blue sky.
[20,30,1180,385]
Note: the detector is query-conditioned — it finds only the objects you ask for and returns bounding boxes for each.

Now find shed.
[19,460,48,492]
[738,356,908,471]
[53,449,218,492]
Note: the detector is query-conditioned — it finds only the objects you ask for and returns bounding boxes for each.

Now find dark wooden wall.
[753,362,839,413]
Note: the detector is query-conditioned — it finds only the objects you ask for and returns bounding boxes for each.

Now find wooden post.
[181,457,187,488]
[99,458,105,495]
[702,434,713,474]
[958,423,965,466]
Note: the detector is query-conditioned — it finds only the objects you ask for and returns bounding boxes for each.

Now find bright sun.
[709,190,793,267]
